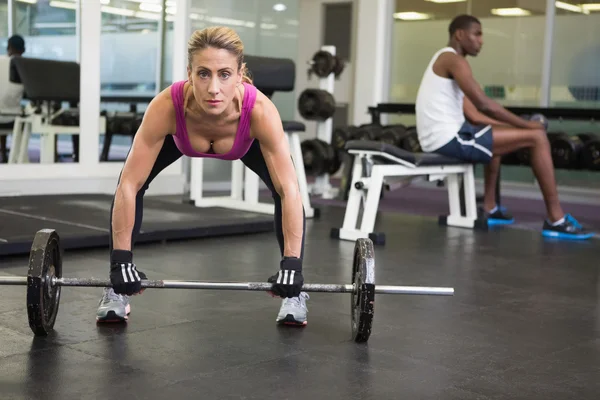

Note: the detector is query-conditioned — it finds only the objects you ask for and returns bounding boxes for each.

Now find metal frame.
[335,149,478,242]
[189,131,316,218]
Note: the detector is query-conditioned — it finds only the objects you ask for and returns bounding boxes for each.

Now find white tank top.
[415,47,465,152]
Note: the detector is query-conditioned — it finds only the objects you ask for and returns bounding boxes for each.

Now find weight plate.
[311,50,337,78]
[351,238,375,343]
[27,229,62,336]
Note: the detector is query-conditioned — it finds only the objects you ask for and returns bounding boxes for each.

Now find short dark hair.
[448,15,481,37]
[7,35,25,53]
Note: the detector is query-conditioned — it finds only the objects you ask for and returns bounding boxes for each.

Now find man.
[0,35,26,162]
[415,14,593,240]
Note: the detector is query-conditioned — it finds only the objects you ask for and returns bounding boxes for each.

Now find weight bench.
[331,140,486,245]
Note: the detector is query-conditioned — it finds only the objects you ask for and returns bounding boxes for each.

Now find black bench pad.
[345,140,468,167]
[282,121,305,133]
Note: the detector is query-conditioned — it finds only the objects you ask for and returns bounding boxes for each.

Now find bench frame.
[332,148,485,245]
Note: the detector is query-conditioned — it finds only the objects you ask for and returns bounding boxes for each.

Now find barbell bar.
[12,229,455,343]
[0,276,454,295]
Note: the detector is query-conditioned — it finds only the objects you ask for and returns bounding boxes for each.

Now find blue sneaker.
[276,292,309,326]
[482,205,515,226]
[542,214,595,240]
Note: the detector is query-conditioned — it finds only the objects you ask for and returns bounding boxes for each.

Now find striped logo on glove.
[275,269,297,285]
[119,262,142,283]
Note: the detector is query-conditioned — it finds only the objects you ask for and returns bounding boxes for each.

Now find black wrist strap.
[281,256,302,271]
[111,249,133,264]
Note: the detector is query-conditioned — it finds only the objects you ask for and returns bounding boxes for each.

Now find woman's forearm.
[111,184,138,251]
[280,190,304,258]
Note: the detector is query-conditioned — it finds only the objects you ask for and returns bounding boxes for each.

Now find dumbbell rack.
[308,45,339,200]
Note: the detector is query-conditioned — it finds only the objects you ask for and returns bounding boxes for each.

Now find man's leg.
[483,156,501,211]
[490,127,563,221]
[491,126,593,239]
[97,135,184,322]
[240,140,309,325]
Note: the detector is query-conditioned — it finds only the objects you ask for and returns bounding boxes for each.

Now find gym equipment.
[297,88,337,121]
[310,50,337,78]
[549,132,584,169]
[301,139,342,176]
[377,124,408,147]
[332,140,483,245]
[2,230,454,342]
[529,113,549,130]
[308,50,345,79]
[352,124,382,141]
[400,127,422,153]
[6,56,107,164]
[332,56,346,78]
[332,126,359,152]
[580,134,600,171]
[303,45,340,200]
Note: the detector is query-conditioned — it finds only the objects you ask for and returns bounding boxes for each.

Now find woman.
[96,26,309,326]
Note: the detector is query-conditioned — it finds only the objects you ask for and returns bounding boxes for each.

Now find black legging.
[109,135,306,259]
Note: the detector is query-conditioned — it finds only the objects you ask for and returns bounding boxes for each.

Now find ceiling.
[394,0,600,19]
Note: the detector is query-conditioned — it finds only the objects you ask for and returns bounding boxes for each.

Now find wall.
[390,13,600,108]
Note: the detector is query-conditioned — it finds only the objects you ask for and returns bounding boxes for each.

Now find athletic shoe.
[96,287,131,322]
[542,214,595,240]
[276,292,309,326]
[481,205,515,226]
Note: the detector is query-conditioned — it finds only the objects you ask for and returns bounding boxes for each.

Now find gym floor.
[1,204,599,399]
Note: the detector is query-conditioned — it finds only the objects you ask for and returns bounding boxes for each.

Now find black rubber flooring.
[0,205,599,399]
[0,194,274,256]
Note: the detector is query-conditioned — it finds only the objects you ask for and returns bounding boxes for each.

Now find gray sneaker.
[96,287,131,322]
[276,292,309,326]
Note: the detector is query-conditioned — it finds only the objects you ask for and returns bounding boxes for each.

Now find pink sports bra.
[170,80,257,160]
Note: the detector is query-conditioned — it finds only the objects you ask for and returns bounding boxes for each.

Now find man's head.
[448,15,482,56]
[7,35,25,56]
[186,26,253,116]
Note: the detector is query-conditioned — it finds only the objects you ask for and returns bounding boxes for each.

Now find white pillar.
[351,0,394,126]
[539,0,556,107]
[173,0,191,82]
[79,0,101,168]
[173,0,192,195]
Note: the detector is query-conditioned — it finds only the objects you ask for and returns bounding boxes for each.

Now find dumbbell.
[301,139,341,176]
[549,132,585,169]
[377,124,409,147]
[332,126,359,153]
[352,124,383,141]
[399,126,422,153]
[297,89,337,121]
[578,133,600,171]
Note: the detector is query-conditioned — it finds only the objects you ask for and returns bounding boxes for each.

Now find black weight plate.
[332,56,345,78]
[27,229,63,336]
[549,132,583,169]
[351,238,375,343]
[581,139,600,171]
[301,139,329,176]
[311,50,337,78]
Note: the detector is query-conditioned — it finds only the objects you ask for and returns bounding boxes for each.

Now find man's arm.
[463,96,511,127]
[251,93,303,258]
[446,54,541,130]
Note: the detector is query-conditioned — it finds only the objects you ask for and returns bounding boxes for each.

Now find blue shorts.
[434,121,494,163]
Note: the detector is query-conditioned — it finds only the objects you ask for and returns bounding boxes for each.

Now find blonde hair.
[187,26,253,85]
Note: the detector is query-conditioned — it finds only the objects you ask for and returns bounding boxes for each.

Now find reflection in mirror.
[100,0,160,163]
[1,0,78,164]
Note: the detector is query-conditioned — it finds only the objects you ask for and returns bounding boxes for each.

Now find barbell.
[4,229,454,343]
